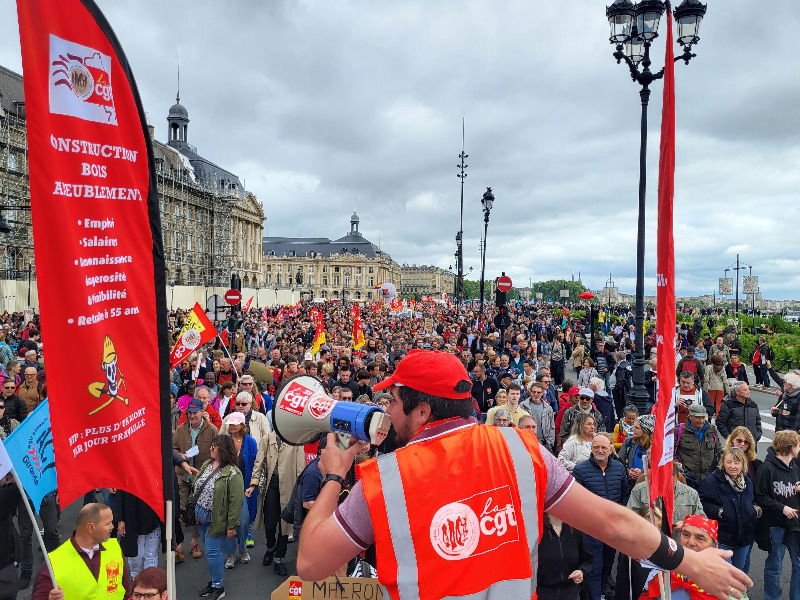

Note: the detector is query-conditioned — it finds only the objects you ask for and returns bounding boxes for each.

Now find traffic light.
[495,289,507,307]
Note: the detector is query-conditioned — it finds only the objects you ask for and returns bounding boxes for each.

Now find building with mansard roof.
[0,62,264,293]
[263,213,402,301]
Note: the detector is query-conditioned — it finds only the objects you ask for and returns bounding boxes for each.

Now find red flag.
[170,303,217,367]
[17,0,170,518]
[351,303,365,350]
[650,4,677,530]
[219,328,230,347]
[242,296,254,312]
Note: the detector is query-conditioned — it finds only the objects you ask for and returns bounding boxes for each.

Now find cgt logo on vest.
[288,580,303,599]
[429,485,519,561]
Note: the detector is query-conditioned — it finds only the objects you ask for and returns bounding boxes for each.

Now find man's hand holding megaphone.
[318,433,371,479]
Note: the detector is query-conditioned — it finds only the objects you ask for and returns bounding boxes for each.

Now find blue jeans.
[719,543,752,574]
[198,523,233,588]
[584,535,615,600]
[237,495,252,553]
[765,526,800,600]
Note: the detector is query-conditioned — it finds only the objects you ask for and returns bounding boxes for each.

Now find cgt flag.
[351,303,365,350]
[650,1,678,530]
[16,0,171,518]
[242,296,254,312]
[170,302,216,367]
[310,307,326,355]
[3,400,58,512]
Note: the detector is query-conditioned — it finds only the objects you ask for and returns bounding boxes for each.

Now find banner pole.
[643,455,671,600]
[165,499,175,600]
[10,468,58,589]
[217,334,240,378]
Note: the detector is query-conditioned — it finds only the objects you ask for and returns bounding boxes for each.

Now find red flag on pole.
[16,0,170,518]
[351,303,365,350]
[219,328,230,347]
[650,3,677,530]
[242,296,254,312]
[169,303,217,367]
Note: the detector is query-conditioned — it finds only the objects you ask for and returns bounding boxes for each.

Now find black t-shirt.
[301,459,324,504]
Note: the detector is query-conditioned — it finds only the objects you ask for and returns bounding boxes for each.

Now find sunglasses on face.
[235,402,250,407]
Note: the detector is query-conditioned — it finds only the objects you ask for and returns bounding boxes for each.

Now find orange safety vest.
[359,420,548,600]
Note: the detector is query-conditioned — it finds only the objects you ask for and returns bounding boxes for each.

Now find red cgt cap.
[683,514,718,542]
[373,349,473,400]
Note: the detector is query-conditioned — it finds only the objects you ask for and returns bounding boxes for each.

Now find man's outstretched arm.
[550,482,753,600]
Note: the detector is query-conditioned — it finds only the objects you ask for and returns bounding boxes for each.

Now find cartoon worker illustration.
[87,335,128,415]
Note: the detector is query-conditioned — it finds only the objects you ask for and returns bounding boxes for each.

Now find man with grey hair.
[235,390,271,444]
[491,408,513,427]
[716,380,762,441]
[772,372,800,432]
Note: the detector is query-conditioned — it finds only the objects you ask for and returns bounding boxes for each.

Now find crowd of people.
[1,300,800,599]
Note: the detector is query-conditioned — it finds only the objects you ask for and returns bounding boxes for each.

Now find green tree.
[531,279,588,302]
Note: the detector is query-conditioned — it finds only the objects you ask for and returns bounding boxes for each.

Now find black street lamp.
[605,0,707,413]
[478,187,494,318]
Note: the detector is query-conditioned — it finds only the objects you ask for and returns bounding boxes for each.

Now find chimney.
[147,124,155,140]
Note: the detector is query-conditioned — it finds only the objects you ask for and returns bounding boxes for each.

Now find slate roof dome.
[168,101,188,119]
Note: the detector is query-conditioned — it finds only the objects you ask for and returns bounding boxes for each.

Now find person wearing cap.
[173,398,219,561]
[559,388,605,448]
[555,386,581,445]
[640,515,722,600]
[676,404,723,489]
[177,385,222,430]
[296,350,752,600]
[619,414,654,491]
[676,346,705,384]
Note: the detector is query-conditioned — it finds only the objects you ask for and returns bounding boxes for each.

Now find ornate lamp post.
[605,0,707,412]
[456,132,468,317]
[478,187,494,318]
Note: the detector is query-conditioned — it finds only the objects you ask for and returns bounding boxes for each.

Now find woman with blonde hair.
[699,447,759,573]
[493,389,508,408]
[558,413,595,472]
[725,426,762,481]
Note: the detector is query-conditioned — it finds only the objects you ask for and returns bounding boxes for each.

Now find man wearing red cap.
[640,515,725,600]
[297,350,751,600]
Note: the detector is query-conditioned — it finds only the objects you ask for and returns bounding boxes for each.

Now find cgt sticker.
[288,580,303,599]
[278,381,315,416]
[308,395,335,421]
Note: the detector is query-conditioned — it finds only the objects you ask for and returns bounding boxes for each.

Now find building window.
[288,265,293,274]
[322,290,327,298]
[266,265,272,271]
[334,266,340,273]
[355,277,361,287]
[369,267,374,273]
[367,291,373,299]
[333,276,340,286]
[355,292,361,299]
[322,266,328,273]
[187,236,191,250]
[368,277,374,287]
[276,265,282,272]
[322,277,328,286]
[356,267,362,274]
[7,153,18,171]
[344,276,350,288]
[276,274,281,285]
[266,274,272,284]
[308,275,314,286]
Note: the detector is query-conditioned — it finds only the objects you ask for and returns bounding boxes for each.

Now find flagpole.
[10,468,58,590]
[217,334,240,378]
[165,499,175,600]
[643,455,671,600]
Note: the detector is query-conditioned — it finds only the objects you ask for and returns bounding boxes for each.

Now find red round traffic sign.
[224,289,241,305]
[496,276,513,293]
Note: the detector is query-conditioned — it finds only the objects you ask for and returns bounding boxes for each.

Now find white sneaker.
[224,553,236,569]
[238,550,251,564]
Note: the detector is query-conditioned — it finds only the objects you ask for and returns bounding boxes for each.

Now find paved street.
[14,369,792,599]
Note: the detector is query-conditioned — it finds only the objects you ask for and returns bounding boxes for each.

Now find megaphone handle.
[335,432,352,450]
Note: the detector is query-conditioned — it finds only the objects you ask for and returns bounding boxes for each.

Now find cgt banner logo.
[429,485,519,561]
[49,34,117,125]
[288,580,303,599]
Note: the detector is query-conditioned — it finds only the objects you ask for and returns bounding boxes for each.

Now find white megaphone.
[272,374,392,449]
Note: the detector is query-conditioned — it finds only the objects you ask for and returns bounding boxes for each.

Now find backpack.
[751,348,761,366]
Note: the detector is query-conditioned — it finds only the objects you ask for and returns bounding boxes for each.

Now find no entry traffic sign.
[224,289,242,305]
[496,275,512,293]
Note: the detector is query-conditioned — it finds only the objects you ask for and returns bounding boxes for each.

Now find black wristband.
[323,473,346,489]
[646,532,684,571]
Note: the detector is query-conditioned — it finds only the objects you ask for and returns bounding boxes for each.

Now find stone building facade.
[400,264,455,297]
[263,213,402,301]
[0,64,264,295]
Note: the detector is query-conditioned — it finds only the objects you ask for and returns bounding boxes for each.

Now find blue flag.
[3,399,58,512]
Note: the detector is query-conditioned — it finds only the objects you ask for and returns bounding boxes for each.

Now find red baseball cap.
[568,386,580,396]
[373,349,473,400]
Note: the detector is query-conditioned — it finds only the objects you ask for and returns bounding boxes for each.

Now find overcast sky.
[1,1,798,299]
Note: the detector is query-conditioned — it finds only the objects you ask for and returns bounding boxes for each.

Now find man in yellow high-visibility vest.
[32,503,131,600]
